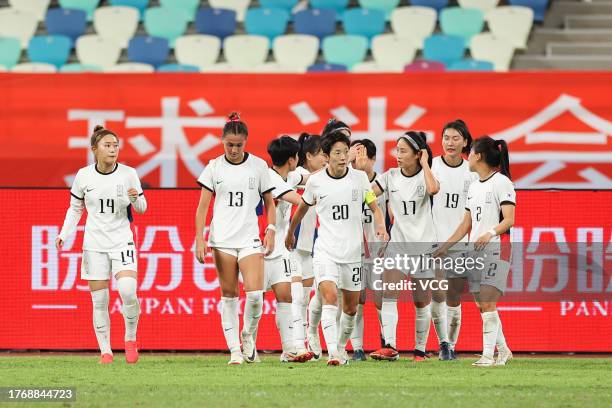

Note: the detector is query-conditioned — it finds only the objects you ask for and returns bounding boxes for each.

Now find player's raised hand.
[264,229,275,256]
[195,238,207,264]
[127,187,139,203]
[354,145,368,170]
[419,148,429,167]
[55,237,64,251]
[348,143,361,164]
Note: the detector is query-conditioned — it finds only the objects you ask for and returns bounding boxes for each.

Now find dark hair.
[442,119,472,154]
[223,111,248,138]
[268,135,300,167]
[297,132,322,167]
[398,131,432,167]
[350,139,376,159]
[472,136,511,179]
[321,130,351,155]
[322,118,351,137]
[90,125,118,148]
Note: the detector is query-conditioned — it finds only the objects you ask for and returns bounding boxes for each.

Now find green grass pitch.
[2,355,611,407]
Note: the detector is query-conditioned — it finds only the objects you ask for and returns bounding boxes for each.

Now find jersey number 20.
[332,204,349,220]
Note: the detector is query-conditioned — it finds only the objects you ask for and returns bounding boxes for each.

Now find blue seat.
[322,35,368,69]
[0,37,22,69]
[127,36,169,67]
[310,0,349,17]
[359,0,401,20]
[448,59,494,71]
[195,8,237,41]
[410,0,449,13]
[245,8,290,41]
[27,35,72,68]
[423,34,465,65]
[45,8,87,44]
[109,0,149,18]
[157,63,200,72]
[509,0,548,22]
[293,9,336,40]
[58,0,99,20]
[342,8,386,42]
[260,0,299,12]
[307,63,347,72]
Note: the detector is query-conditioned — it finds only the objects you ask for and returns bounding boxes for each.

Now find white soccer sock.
[377,308,384,338]
[381,298,398,349]
[290,282,305,350]
[350,304,364,351]
[431,301,448,344]
[117,277,140,342]
[338,312,357,351]
[91,288,112,355]
[321,305,338,356]
[481,311,500,359]
[242,290,263,336]
[301,286,311,338]
[221,297,240,353]
[276,302,294,353]
[447,304,462,349]
[335,295,343,330]
[415,304,432,353]
[308,289,322,336]
[496,316,508,351]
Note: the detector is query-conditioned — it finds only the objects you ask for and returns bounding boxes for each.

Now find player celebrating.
[195,112,276,365]
[286,131,388,366]
[56,125,147,364]
[434,136,515,367]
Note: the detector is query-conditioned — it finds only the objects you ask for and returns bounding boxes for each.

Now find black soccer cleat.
[439,341,452,361]
[352,349,367,361]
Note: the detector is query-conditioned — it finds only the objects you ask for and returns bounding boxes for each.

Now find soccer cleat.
[281,350,313,363]
[125,341,139,364]
[439,342,452,361]
[413,349,428,362]
[228,351,244,365]
[241,331,257,364]
[472,356,495,367]
[99,353,113,364]
[449,349,458,360]
[327,352,348,366]
[307,332,322,361]
[496,348,513,366]
[370,345,399,361]
[352,349,367,361]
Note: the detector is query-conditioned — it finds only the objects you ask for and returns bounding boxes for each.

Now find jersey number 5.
[99,199,115,214]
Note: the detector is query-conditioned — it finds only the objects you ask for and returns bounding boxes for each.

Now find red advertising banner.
[1,189,610,352]
[0,73,611,189]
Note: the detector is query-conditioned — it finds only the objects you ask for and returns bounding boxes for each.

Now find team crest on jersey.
[486,192,493,203]
[352,189,359,201]
[249,177,256,189]
[116,185,124,197]
[463,180,471,193]
[417,185,425,197]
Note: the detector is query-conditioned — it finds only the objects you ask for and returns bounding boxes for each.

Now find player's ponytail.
[495,139,511,180]
[297,132,321,167]
[90,125,118,148]
[223,111,248,138]
[399,131,433,168]
[473,136,512,180]
[442,119,472,154]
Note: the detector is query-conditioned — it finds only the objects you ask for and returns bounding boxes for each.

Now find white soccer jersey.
[465,172,516,244]
[266,168,303,259]
[363,172,387,243]
[376,167,437,243]
[431,156,478,242]
[59,163,145,252]
[198,153,274,249]
[293,166,317,253]
[302,167,372,263]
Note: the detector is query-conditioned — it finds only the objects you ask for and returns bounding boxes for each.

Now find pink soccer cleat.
[125,341,139,364]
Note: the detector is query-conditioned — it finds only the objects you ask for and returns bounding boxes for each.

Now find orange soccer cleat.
[99,353,114,364]
[125,341,139,364]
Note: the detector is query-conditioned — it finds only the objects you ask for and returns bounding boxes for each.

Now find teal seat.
[157,63,200,72]
[423,34,465,65]
[60,63,103,72]
[260,0,299,12]
[27,35,72,68]
[358,0,401,20]
[342,8,386,43]
[245,8,290,42]
[0,37,21,69]
[58,0,100,21]
[144,7,189,47]
[448,59,494,71]
[322,35,368,69]
[440,7,484,42]
[110,0,149,19]
[159,0,199,21]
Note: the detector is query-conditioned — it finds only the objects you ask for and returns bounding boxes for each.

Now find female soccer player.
[56,125,147,364]
[195,112,276,365]
[370,131,440,362]
[431,119,477,360]
[434,136,515,367]
[286,131,388,366]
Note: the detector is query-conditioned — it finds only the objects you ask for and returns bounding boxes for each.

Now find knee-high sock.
[117,277,140,342]
[301,286,311,338]
[431,300,448,344]
[321,305,338,356]
[415,304,432,353]
[377,307,384,340]
[221,297,240,353]
[447,304,462,349]
[91,288,112,355]
[350,304,364,350]
[496,314,508,351]
[481,311,500,359]
[308,289,322,336]
[242,290,263,336]
[335,295,343,331]
[290,282,305,350]
[276,302,294,352]
[381,298,398,349]
[338,312,356,351]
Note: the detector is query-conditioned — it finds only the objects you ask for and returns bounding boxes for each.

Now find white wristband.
[487,228,497,237]
[265,224,276,233]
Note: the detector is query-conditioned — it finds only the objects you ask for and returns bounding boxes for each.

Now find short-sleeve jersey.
[431,156,478,242]
[266,168,303,259]
[465,172,516,244]
[198,153,274,249]
[302,167,372,263]
[293,166,317,253]
[363,172,387,243]
[69,163,143,252]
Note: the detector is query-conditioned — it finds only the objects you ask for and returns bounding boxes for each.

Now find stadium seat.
[351,61,402,73]
[157,64,200,72]
[175,35,221,69]
[127,36,170,67]
[159,0,199,21]
[260,0,299,13]
[0,8,38,48]
[93,6,139,48]
[224,35,270,70]
[486,6,534,49]
[60,63,103,72]
[105,63,155,73]
[342,8,386,43]
[0,37,22,69]
[508,0,548,22]
[8,0,51,22]
[423,34,466,65]
[390,7,437,49]
[12,62,57,73]
[109,0,149,18]
[245,8,290,42]
[273,34,319,71]
[440,7,485,43]
[358,0,401,20]
[469,32,514,71]
[0,65,6,72]
[310,0,349,16]
[27,35,72,68]
[457,0,499,13]
[58,0,100,21]
[371,34,417,71]
[45,8,87,44]
[448,59,494,71]
[307,63,347,72]
[293,9,336,40]
[76,35,122,69]
[322,35,368,69]
[404,60,446,72]
[209,0,251,22]
[194,8,237,41]
[144,7,189,47]
[409,0,448,13]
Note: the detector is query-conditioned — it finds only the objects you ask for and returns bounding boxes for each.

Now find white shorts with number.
[290,249,314,280]
[81,246,137,280]
[468,252,510,294]
[215,246,263,262]
[264,256,293,291]
[313,256,362,292]
[363,262,382,291]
